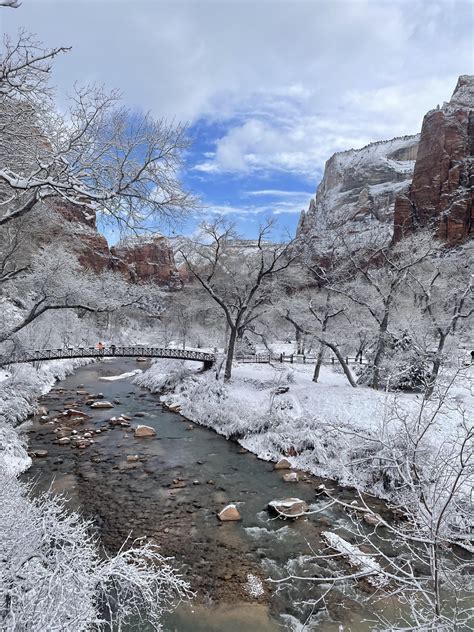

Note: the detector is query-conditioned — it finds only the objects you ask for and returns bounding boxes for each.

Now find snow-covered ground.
[136,360,473,515]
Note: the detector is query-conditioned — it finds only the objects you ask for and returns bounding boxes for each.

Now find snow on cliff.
[297,134,420,251]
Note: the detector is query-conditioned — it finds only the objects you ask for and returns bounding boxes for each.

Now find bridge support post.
[203,360,214,371]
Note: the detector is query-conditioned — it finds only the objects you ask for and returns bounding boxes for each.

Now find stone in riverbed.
[33,449,48,458]
[283,472,299,483]
[90,401,114,409]
[134,412,147,418]
[58,437,71,445]
[274,458,291,470]
[127,454,140,463]
[218,504,241,521]
[134,425,156,438]
[62,409,90,418]
[268,498,308,519]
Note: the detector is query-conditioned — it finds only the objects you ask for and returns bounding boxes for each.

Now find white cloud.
[200,190,312,221]
[3,0,472,179]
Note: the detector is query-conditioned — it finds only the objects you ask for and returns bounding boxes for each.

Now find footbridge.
[1,346,215,369]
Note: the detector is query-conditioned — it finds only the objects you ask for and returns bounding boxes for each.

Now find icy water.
[24,359,399,631]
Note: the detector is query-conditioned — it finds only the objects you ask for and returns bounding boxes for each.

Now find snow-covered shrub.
[0,359,92,425]
[134,359,195,394]
[0,473,191,631]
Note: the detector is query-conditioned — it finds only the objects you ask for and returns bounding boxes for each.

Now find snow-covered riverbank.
[136,360,474,514]
[0,359,93,475]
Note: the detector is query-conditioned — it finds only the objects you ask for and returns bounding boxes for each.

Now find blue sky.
[2,0,473,242]
[181,116,316,240]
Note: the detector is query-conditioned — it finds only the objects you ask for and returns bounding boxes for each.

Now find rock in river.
[268,498,308,519]
[90,401,114,409]
[274,458,291,470]
[283,472,299,483]
[134,425,156,438]
[218,504,242,521]
[33,449,48,458]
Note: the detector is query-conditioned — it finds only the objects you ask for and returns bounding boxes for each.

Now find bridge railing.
[1,346,215,366]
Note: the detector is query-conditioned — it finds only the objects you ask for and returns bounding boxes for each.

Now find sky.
[2,0,473,242]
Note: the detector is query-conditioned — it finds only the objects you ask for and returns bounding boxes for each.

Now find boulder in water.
[90,401,114,409]
[134,425,156,438]
[268,498,308,518]
[63,409,90,418]
[218,504,241,521]
[283,472,299,483]
[274,458,291,470]
[33,449,48,458]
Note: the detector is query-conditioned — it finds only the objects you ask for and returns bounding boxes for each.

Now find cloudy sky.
[2,0,473,241]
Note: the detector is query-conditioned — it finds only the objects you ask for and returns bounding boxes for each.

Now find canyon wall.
[298,75,473,250]
[49,200,181,288]
[393,74,473,244]
[297,135,419,250]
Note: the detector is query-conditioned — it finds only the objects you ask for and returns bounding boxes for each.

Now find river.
[23,359,399,631]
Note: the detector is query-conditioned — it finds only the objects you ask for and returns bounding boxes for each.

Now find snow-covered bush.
[0,473,191,631]
[0,359,92,424]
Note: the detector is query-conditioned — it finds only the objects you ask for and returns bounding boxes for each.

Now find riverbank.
[136,359,474,523]
[0,358,93,475]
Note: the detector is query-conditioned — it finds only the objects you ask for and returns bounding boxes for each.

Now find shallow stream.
[24,359,399,631]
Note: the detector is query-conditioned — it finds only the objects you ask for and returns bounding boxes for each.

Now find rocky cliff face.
[48,199,180,288]
[111,236,182,289]
[298,75,473,252]
[393,75,473,244]
[297,135,419,250]
[48,199,112,273]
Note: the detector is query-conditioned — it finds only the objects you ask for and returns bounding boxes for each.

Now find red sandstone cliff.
[111,236,182,289]
[393,75,474,244]
[48,199,180,287]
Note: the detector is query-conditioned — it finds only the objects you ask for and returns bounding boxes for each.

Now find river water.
[23,359,399,631]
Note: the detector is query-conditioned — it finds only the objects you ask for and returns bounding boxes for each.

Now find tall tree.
[179,218,296,380]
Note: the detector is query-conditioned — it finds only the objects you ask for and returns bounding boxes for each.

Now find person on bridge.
[96,341,105,355]
[110,344,116,355]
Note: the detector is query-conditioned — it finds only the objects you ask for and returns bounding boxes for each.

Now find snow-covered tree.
[179,218,296,380]
[0,6,195,231]
[311,233,433,390]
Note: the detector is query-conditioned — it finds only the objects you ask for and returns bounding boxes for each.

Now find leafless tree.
[311,234,433,389]
[179,218,296,380]
[409,253,473,396]
[0,247,146,350]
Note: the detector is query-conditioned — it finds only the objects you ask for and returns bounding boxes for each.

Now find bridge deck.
[1,346,215,366]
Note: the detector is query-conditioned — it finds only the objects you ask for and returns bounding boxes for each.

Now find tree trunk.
[295,326,305,354]
[425,331,447,398]
[371,311,389,390]
[224,326,238,381]
[312,345,324,382]
[318,338,357,388]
